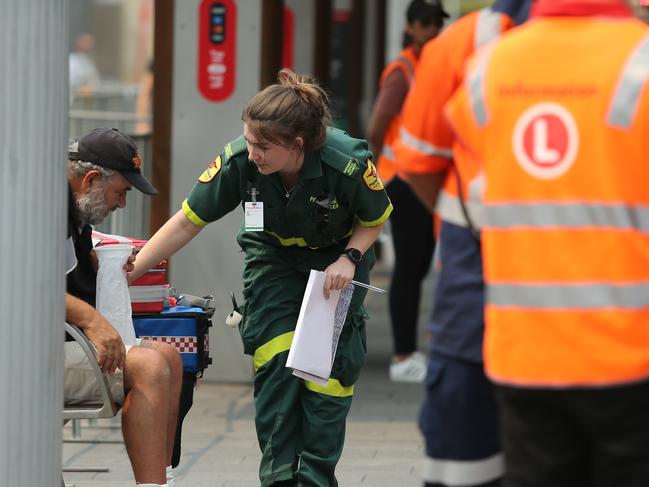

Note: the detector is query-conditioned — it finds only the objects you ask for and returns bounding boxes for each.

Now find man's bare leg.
[150,340,183,462]
[122,346,171,484]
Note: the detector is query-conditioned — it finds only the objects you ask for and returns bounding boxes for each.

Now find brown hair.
[242,69,332,152]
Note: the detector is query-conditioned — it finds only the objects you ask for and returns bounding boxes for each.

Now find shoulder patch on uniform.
[342,159,361,177]
[198,155,222,183]
[224,135,247,161]
[321,145,363,179]
[362,160,384,191]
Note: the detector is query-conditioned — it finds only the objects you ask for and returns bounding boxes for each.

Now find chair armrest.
[63,323,118,420]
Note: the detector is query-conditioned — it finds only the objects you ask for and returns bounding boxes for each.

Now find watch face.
[345,248,362,263]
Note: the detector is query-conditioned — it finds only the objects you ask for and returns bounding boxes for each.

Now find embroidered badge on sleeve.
[362,160,384,191]
[198,155,222,183]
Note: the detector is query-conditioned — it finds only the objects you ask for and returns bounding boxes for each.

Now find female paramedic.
[130,69,393,486]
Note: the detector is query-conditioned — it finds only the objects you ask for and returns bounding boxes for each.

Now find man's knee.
[150,341,183,374]
[125,347,171,386]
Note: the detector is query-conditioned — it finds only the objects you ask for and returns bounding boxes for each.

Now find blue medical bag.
[133,306,212,374]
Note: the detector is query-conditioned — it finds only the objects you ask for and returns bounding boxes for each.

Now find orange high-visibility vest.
[447,13,649,387]
[393,7,514,228]
[375,46,419,184]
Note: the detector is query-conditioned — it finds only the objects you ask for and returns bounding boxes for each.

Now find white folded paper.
[95,244,137,346]
[286,270,354,385]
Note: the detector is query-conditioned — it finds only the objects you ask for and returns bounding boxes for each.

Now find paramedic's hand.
[85,315,127,374]
[323,257,355,299]
[122,249,136,274]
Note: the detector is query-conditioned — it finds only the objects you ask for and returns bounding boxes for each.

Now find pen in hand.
[351,280,387,294]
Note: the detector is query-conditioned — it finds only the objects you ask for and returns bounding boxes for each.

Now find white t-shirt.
[66,237,77,275]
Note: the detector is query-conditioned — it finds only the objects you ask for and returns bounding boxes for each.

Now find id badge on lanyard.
[244,187,264,231]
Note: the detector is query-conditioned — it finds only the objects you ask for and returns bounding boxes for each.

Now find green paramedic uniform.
[182,127,393,486]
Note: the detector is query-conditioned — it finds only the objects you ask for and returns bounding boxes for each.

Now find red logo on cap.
[133,154,142,169]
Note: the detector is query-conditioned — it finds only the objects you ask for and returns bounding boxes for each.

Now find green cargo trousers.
[238,233,372,486]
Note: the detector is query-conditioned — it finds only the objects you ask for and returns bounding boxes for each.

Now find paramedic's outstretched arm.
[130,210,203,282]
[66,293,126,374]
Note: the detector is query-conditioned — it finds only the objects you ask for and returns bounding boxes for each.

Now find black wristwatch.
[341,248,363,265]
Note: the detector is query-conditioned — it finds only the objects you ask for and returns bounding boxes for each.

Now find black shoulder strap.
[451,161,481,241]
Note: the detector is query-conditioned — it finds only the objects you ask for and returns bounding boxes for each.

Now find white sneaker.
[410,351,427,364]
[390,352,427,383]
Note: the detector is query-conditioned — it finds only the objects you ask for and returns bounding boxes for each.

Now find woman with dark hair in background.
[367,0,448,382]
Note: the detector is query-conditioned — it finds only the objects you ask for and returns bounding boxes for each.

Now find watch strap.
[341,247,362,264]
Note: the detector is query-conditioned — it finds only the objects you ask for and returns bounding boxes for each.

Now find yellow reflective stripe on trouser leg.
[304,378,354,397]
[253,331,295,371]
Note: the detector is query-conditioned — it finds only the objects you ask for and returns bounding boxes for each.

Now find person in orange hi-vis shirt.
[446,0,649,485]
[391,1,530,486]
[367,0,448,384]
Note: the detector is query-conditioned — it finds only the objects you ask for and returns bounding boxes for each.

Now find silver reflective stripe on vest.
[399,126,453,159]
[485,202,649,231]
[468,47,493,127]
[468,172,486,227]
[607,33,649,129]
[468,9,503,127]
[396,55,415,83]
[423,453,504,485]
[437,189,485,228]
[382,143,395,161]
[475,8,503,50]
[488,282,649,309]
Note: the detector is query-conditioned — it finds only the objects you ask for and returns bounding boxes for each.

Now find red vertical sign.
[198,0,237,102]
[282,6,294,70]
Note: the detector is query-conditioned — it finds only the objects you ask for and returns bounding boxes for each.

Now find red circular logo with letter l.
[512,102,579,179]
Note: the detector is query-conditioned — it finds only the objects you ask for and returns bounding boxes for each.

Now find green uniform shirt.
[182,127,393,249]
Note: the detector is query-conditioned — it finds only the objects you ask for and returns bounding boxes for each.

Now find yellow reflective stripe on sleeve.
[182,199,208,228]
[253,331,294,371]
[304,378,354,397]
[358,203,393,227]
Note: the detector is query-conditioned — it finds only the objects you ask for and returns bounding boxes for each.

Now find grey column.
[0,1,68,486]
[171,0,261,383]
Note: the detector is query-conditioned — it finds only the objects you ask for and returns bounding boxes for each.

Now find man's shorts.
[64,341,138,406]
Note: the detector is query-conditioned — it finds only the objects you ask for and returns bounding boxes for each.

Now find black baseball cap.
[407,0,449,23]
[71,127,157,195]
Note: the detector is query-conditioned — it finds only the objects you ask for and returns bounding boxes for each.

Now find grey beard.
[75,184,112,226]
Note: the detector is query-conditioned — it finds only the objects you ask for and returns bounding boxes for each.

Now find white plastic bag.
[94,244,136,345]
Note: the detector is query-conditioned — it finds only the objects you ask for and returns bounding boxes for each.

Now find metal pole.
[0,1,68,486]
[374,0,387,92]
[150,0,174,236]
[260,0,285,88]
[314,0,332,88]
[349,0,365,138]
[72,420,82,439]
